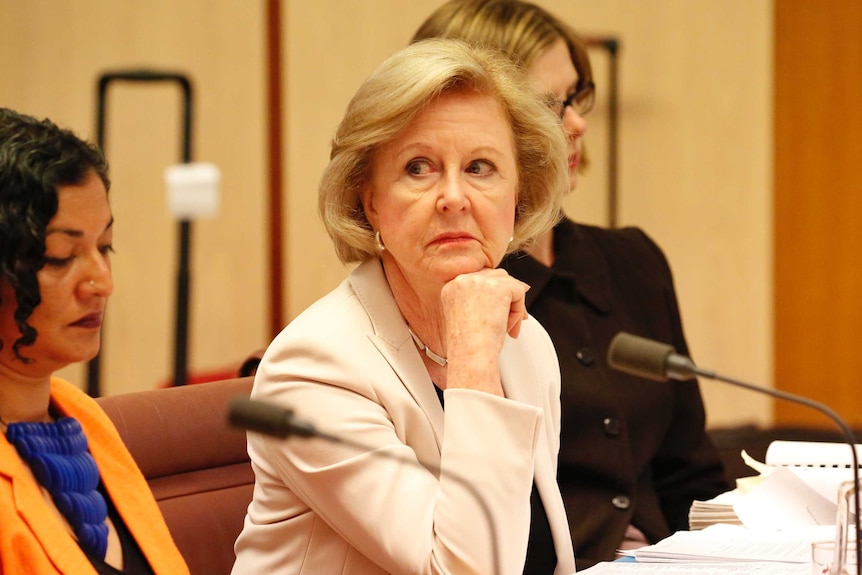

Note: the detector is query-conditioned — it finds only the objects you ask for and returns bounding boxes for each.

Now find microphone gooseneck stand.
[607,331,861,575]
[228,396,502,575]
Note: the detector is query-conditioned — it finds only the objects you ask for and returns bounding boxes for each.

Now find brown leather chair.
[96,377,254,575]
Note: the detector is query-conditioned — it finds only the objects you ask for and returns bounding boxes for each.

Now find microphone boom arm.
[608,331,861,575]
[697,368,861,575]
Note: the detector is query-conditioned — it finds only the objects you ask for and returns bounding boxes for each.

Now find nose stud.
[89,280,95,286]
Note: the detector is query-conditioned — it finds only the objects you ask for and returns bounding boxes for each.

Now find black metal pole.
[604,38,620,229]
[89,70,194,396]
[585,36,621,229]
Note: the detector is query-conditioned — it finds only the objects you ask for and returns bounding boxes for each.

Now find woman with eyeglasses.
[413,1,730,568]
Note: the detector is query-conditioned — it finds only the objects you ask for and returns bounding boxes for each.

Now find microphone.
[228,396,319,439]
[607,331,861,575]
[227,396,502,575]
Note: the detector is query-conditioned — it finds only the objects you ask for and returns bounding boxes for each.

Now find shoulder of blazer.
[259,258,419,395]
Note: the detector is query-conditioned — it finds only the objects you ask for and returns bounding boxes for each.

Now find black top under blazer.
[501,218,730,569]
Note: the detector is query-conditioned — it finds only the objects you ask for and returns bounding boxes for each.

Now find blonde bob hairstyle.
[319,38,568,265]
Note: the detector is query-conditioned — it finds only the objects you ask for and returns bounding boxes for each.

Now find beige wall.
[1,0,269,395]
[2,0,773,428]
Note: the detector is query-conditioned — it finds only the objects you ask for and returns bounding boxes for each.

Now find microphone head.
[228,396,295,438]
[607,332,675,382]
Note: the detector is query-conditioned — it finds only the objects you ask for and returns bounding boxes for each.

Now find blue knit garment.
[6,417,109,559]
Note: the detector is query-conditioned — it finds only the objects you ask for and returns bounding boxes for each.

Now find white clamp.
[164,162,221,219]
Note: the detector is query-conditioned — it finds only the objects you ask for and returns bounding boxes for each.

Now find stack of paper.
[688,440,859,531]
[579,523,834,574]
[629,523,833,563]
[688,490,743,530]
[579,562,811,574]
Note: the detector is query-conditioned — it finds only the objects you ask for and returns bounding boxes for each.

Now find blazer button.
[603,417,621,437]
[575,347,595,366]
[612,495,631,510]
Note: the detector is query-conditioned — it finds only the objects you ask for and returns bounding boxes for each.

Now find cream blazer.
[232,259,576,575]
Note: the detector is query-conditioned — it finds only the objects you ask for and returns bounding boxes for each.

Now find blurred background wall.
[2,0,857,430]
[1,1,269,396]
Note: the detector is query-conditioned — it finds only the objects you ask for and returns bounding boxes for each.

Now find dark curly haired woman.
[0,107,189,574]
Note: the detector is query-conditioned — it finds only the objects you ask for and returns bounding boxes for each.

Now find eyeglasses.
[548,81,595,119]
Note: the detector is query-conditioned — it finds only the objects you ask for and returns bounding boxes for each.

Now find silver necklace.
[407,326,447,366]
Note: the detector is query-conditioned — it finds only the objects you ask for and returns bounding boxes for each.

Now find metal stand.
[585,36,620,228]
[88,70,194,396]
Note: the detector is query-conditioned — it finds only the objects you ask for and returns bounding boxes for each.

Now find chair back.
[97,377,254,575]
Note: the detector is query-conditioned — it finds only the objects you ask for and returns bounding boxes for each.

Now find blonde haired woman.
[232,39,575,575]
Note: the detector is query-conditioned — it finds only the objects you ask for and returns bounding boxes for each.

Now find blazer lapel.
[1,429,97,573]
[349,259,445,447]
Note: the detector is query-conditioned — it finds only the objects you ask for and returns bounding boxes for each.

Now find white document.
[732,467,837,528]
[690,440,859,531]
[766,440,862,468]
[631,523,833,563]
[765,440,859,503]
[578,562,810,574]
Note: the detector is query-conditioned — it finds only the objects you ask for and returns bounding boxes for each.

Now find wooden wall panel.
[774,0,862,426]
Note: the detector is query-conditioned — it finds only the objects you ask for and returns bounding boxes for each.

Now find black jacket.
[501,219,730,569]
